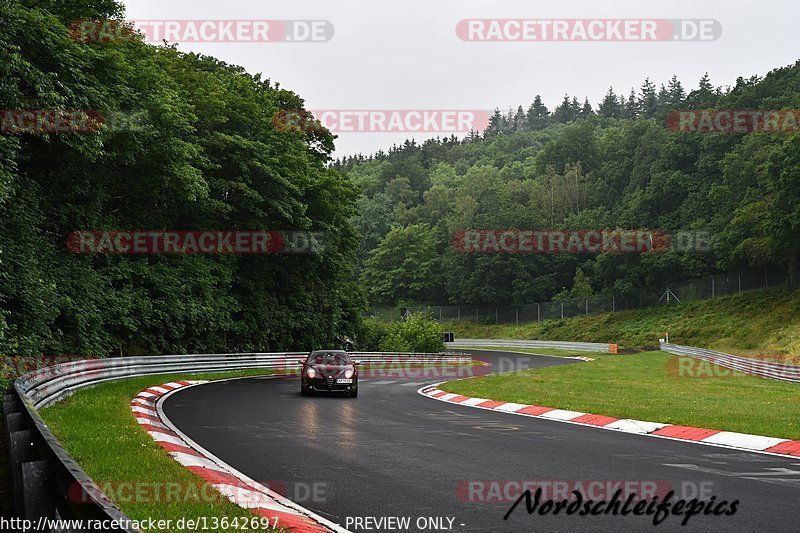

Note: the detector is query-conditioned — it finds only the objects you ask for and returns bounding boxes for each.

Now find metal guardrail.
[19,352,471,409]
[446,338,617,353]
[5,351,471,531]
[660,343,800,383]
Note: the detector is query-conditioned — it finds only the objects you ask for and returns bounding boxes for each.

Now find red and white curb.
[132,379,347,533]
[418,383,800,458]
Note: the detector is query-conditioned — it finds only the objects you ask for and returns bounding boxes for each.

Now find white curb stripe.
[137,391,157,398]
[164,382,185,389]
[136,417,168,429]
[148,386,171,394]
[132,405,158,416]
[539,409,586,421]
[170,451,228,472]
[438,393,459,401]
[702,431,788,451]
[131,398,152,406]
[147,431,184,446]
[461,397,491,406]
[607,419,668,434]
[494,402,528,412]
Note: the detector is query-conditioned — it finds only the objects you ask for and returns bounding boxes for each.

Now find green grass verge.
[40,369,286,532]
[451,346,608,358]
[440,351,800,440]
[447,287,800,361]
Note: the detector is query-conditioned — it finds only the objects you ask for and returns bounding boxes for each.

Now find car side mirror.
[298,359,306,366]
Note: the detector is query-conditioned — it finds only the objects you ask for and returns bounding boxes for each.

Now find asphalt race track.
[163,350,800,532]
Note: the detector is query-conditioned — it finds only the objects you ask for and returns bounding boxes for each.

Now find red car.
[300,350,359,397]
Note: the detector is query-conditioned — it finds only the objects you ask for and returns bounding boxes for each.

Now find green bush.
[353,317,390,351]
[378,313,445,353]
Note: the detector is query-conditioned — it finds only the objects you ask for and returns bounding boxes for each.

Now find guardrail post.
[561,302,564,319]
[22,460,54,521]
[515,308,518,325]
[711,276,715,298]
[10,430,36,516]
[5,411,24,436]
[537,303,540,323]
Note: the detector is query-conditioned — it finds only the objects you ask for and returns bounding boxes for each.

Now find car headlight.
[306,367,316,379]
[344,367,354,379]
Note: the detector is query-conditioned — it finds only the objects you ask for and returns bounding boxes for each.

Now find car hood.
[309,364,348,378]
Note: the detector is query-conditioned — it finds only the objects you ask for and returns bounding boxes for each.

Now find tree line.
[338,62,800,306]
[0,1,363,356]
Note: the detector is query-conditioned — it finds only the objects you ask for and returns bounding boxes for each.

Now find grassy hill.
[448,287,800,362]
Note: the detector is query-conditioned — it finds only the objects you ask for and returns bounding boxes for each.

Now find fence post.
[561,302,564,319]
[585,299,588,315]
[515,308,519,325]
[439,307,442,322]
[738,275,741,295]
[711,276,715,298]
[495,307,498,322]
[612,295,615,312]
[537,304,540,323]
[457,307,460,320]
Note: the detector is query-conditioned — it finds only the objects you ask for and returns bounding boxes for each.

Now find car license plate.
[336,378,353,384]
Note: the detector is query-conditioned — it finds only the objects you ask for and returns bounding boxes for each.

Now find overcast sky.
[120,0,800,157]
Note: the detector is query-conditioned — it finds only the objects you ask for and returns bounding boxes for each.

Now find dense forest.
[339,63,800,306]
[1,1,798,356]
[0,1,363,356]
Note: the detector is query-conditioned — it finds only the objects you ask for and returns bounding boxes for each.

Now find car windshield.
[309,352,350,366]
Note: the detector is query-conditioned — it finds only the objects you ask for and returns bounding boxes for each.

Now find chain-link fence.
[366,268,787,324]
